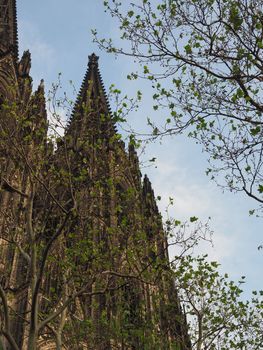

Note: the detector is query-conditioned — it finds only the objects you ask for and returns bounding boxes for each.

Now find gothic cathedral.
[0,1,191,349]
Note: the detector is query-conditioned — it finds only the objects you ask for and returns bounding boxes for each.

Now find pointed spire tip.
[88,53,99,67]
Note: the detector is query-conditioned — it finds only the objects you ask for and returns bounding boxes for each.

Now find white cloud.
[151,158,220,218]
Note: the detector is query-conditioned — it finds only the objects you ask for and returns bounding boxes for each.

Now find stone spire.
[0,0,19,59]
[66,53,116,143]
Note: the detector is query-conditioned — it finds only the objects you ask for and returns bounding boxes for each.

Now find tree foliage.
[94,0,263,211]
[173,255,263,350]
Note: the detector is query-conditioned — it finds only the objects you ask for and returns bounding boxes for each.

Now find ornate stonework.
[0,0,18,58]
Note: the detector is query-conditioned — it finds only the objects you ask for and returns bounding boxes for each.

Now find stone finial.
[88,53,99,68]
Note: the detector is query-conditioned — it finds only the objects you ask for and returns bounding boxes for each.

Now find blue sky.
[18,0,262,296]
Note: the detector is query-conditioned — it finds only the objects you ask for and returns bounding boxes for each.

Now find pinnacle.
[39,79,45,91]
[18,50,31,77]
[67,53,115,135]
[33,79,45,100]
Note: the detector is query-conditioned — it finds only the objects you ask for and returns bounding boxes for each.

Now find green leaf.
[184,44,192,54]
[127,10,134,17]
[190,216,198,222]
[250,126,261,136]
[143,65,149,74]
[229,4,243,30]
